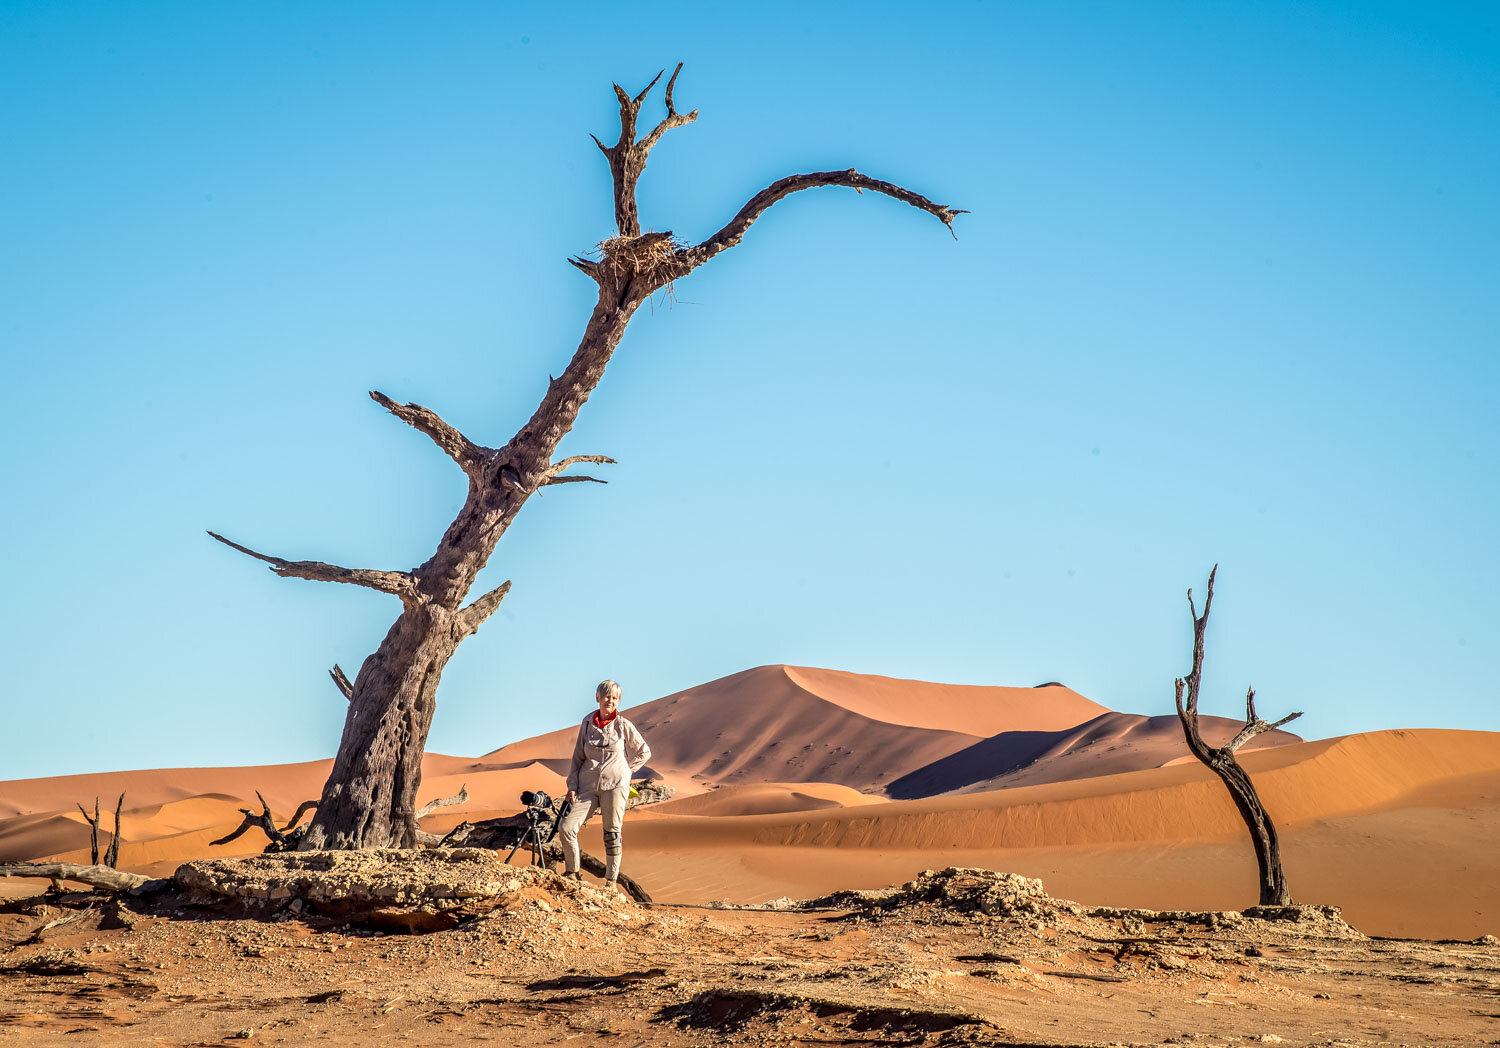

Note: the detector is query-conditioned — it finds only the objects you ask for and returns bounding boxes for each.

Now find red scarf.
[593,710,617,729]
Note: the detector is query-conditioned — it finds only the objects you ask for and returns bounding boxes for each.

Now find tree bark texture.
[1173,567,1303,907]
[211,64,963,851]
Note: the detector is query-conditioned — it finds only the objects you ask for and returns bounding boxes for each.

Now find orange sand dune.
[779,666,1106,736]
[489,665,1107,765]
[0,753,493,822]
[600,729,1500,938]
[626,729,1498,853]
[0,755,567,868]
[648,782,887,817]
[487,665,1110,795]
[889,711,1300,798]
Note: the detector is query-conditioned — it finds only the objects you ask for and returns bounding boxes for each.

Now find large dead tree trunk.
[1174,567,1303,907]
[211,63,964,851]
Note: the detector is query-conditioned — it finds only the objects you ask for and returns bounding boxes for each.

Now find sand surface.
[3,860,1498,1048]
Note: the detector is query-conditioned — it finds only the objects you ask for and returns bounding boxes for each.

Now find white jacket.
[566,712,651,794]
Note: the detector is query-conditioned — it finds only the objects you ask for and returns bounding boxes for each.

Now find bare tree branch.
[330,664,354,702]
[1226,707,1304,753]
[538,454,615,488]
[596,63,698,237]
[547,454,617,475]
[369,391,492,479]
[207,532,418,604]
[280,800,318,832]
[639,63,697,153]
[76,799,100,866]
[0,862,155,893]
[677,169,966,274]
[211,791,286,849]
[454,580,512,638]
[414,783,468,820]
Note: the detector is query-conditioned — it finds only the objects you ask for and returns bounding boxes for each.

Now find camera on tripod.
[508,789,571,867]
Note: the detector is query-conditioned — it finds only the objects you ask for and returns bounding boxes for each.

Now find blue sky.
[2,2,1496,780]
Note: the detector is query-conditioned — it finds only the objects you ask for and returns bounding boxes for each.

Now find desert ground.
[3,665,1498,1046]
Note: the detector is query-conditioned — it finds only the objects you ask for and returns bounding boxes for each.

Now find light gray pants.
[559,785,628,881]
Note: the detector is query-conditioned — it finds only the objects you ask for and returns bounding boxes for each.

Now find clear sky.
[2,2,1496,781]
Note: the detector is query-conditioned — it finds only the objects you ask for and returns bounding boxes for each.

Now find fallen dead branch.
[0,862,161,893]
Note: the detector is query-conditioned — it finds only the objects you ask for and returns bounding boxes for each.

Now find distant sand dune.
[487,665,1112,795]
[648,781,886,817]
[888,711,1300,798]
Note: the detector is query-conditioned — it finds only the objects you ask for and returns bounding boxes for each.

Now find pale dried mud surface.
[2,858,1497,1048]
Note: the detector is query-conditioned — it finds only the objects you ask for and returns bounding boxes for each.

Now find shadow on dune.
[887,713,1302,799]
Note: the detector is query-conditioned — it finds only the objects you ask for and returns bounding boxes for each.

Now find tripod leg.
[506,825,535,866]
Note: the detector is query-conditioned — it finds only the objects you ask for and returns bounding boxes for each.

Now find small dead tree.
[1174,567,1302,907]
[75,794,125,868]
[211,63,963,851]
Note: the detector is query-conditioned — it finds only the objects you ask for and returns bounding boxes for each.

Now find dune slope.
[888,712,1301,798]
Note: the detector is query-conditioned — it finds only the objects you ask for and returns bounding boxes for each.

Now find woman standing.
[559,679,652,891]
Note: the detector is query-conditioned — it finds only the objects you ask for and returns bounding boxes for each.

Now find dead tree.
[210,63,964,851]
[1174,567,1302,907]
[75,794,124,868]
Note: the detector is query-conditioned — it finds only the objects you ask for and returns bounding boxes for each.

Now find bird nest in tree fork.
[595,231,683,293]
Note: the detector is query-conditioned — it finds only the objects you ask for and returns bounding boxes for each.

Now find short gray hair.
[596,679,622,701]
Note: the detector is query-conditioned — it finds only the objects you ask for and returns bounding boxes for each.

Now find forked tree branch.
[675,169,966,276]
[454,579,512,638]
[369,391,492,480]
[639,63,696,153]
[1225,686,1303,752]
[546,454,616,477]
[541,454,616,487]
[595,62,699,237]
[210,791,286,848]
[207,532,418,604]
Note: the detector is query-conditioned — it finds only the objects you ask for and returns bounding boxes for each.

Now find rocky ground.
[2,854,1498,1047]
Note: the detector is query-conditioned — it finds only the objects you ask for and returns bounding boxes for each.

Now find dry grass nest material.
[595,231,685,286]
